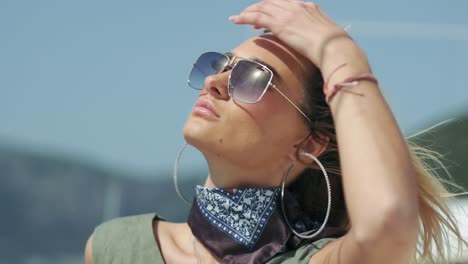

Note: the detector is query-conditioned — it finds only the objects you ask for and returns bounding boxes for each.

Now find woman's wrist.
[319,38,372,92]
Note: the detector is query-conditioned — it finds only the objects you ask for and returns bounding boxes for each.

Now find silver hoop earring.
[173,142,193,205]
[280,151,331,239]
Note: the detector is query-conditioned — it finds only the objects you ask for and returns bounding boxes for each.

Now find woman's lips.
[193,98,220,119]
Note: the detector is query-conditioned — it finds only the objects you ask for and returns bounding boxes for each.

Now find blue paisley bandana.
[195,185,279,249]
[186,185,347,264]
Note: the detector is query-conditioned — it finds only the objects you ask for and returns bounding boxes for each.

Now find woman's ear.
[288,133,330,161]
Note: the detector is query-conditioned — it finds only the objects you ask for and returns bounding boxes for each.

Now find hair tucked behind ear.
[287,65,468,263]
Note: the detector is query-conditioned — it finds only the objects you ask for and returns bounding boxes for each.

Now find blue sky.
[1,0,467,179]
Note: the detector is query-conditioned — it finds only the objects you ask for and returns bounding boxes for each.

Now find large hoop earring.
[280,151,331,239]
[173,142,193,205]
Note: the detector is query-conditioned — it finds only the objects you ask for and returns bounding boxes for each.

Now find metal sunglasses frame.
[188,51,312,124]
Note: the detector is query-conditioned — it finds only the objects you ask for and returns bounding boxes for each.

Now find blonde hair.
[405,119,468,263]
[287,67,468,263]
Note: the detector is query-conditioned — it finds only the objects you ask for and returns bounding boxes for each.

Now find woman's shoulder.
[266,237,338,264]
[91,212,165,264]
[94,212,164,231]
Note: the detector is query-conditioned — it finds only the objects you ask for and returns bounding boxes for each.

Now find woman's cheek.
[241,91,282,122]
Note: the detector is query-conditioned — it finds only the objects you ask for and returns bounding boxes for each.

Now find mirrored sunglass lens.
[230,60,271,103]
[189,52,229,89]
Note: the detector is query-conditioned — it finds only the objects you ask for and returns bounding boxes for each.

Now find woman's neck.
[203,157,308,189]
[202,154,289,189]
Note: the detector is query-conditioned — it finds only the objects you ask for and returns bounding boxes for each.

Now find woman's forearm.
[319,38,419,242]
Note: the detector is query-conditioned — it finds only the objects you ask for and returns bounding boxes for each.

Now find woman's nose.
[203,66,232,101]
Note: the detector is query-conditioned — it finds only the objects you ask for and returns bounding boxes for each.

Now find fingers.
[234,0,304,20]
[242,1,283,17]
[229,0,323,31]
[263,0,307,12]
[229,11,273,30]
[230,0,302,29]
[229,1,281,29]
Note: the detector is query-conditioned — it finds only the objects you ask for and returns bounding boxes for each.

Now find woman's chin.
[182,119,215,151]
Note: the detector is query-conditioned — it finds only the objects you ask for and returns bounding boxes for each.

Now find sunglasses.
[188,51,312,124]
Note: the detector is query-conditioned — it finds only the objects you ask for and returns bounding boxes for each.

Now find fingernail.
[229,15,236,21]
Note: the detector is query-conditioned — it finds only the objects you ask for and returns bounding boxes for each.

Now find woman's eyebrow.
[226,52,282,81]
[250,57,282,81]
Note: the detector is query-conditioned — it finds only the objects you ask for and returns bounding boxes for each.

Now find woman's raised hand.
[229,0,354,70]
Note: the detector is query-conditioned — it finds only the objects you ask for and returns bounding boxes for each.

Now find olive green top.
[92,213,336,264]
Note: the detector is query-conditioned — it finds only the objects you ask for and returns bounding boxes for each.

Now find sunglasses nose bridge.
[225,54,237,67]
[217,56,235,75]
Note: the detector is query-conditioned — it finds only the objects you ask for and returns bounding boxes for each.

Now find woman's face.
[183,33,318,187]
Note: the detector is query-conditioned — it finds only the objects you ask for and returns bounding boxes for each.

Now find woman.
[85,1,467,263]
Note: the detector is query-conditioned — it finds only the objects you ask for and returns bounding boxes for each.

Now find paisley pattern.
[195,185,280,249]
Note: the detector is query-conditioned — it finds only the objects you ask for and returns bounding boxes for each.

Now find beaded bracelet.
[325,73,379,105]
